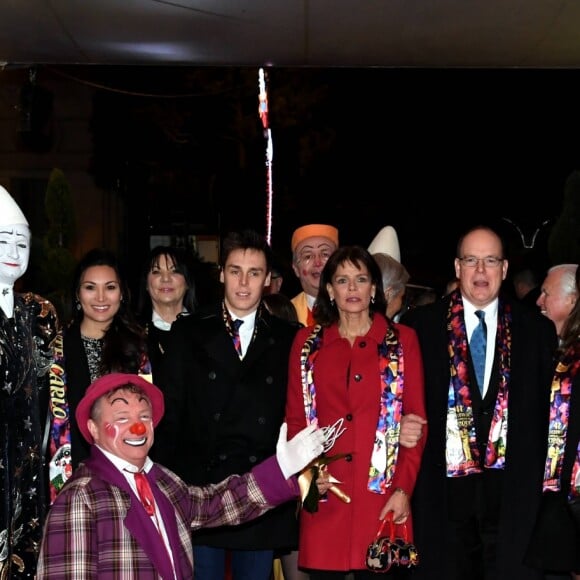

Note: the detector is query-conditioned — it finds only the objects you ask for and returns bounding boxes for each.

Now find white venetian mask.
[0,223,30,285]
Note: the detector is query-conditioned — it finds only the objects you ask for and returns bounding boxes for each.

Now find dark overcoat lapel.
[62,322,93,467]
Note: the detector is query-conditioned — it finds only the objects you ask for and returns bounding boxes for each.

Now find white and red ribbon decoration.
[258,68,273,245]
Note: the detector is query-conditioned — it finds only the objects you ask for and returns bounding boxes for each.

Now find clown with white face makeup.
[36,373,326,579]
[0,186,31,318]
[0,185,59,579]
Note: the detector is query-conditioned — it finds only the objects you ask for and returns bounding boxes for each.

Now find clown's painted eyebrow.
[110,396,130,407]
[109,394,148,406]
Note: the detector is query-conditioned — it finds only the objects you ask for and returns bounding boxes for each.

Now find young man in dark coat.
[154,229,303,580]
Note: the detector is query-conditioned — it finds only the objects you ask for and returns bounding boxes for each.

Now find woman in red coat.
[285,245,427,579]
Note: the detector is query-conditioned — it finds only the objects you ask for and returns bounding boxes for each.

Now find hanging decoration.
[258,68,274,245]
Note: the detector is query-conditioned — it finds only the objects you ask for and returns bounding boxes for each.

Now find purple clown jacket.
[36,446,299,579]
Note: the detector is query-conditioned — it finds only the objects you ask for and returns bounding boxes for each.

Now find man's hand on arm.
[399,413,427,448]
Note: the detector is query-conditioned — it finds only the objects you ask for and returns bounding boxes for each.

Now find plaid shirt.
[37,447,297,579]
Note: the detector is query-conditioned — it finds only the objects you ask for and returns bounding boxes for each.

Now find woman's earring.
[330,298,335,307]
[371,295,375,304]
[76,301,81,311]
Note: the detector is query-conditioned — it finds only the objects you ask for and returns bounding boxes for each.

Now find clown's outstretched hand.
[276,423,325,479]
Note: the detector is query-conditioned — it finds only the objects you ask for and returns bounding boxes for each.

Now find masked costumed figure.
[0,186,59,578]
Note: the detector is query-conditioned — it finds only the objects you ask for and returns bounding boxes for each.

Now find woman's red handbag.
[365,512,419,573]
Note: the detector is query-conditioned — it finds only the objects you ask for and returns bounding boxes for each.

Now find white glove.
[276,422,325,479]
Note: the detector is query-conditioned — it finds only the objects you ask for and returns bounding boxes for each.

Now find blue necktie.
[471,310,487,394]
[232,319,243,358]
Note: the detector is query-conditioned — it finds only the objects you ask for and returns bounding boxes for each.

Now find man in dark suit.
[154,229,303,580]
[525,263,579,579]
[403,225,557,580]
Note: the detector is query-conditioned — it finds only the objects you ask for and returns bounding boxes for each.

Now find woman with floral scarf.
[285,245,426,579]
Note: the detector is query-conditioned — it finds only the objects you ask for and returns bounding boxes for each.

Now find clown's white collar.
[0,283,14,318]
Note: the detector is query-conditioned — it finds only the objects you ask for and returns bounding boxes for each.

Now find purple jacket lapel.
[85,447,176,580]
[149,464,190,578]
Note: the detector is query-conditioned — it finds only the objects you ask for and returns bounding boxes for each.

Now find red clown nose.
[130,422,146,435]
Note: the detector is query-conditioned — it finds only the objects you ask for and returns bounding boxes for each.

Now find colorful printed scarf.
[48,332,71,504]
[445,290,512,476]
[300,319,404,494]
[542,342,580,498]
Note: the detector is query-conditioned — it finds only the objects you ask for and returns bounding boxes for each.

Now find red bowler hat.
[75,373,165,444]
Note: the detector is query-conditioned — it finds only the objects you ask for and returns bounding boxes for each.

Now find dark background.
[35,66,580,296]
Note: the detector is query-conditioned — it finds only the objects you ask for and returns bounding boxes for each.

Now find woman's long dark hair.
[315,245,387,327]
[70,248,148,374]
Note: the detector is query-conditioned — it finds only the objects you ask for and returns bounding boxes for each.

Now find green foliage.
[41,168,78,319]
[44,167,77,247]
[548,170,580,264]
[42,244,76,317]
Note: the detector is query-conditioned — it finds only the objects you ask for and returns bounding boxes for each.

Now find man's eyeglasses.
[297,251,332,266]
[458,256,504,268]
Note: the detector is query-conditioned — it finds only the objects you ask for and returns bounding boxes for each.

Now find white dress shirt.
[228,309,257,359]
